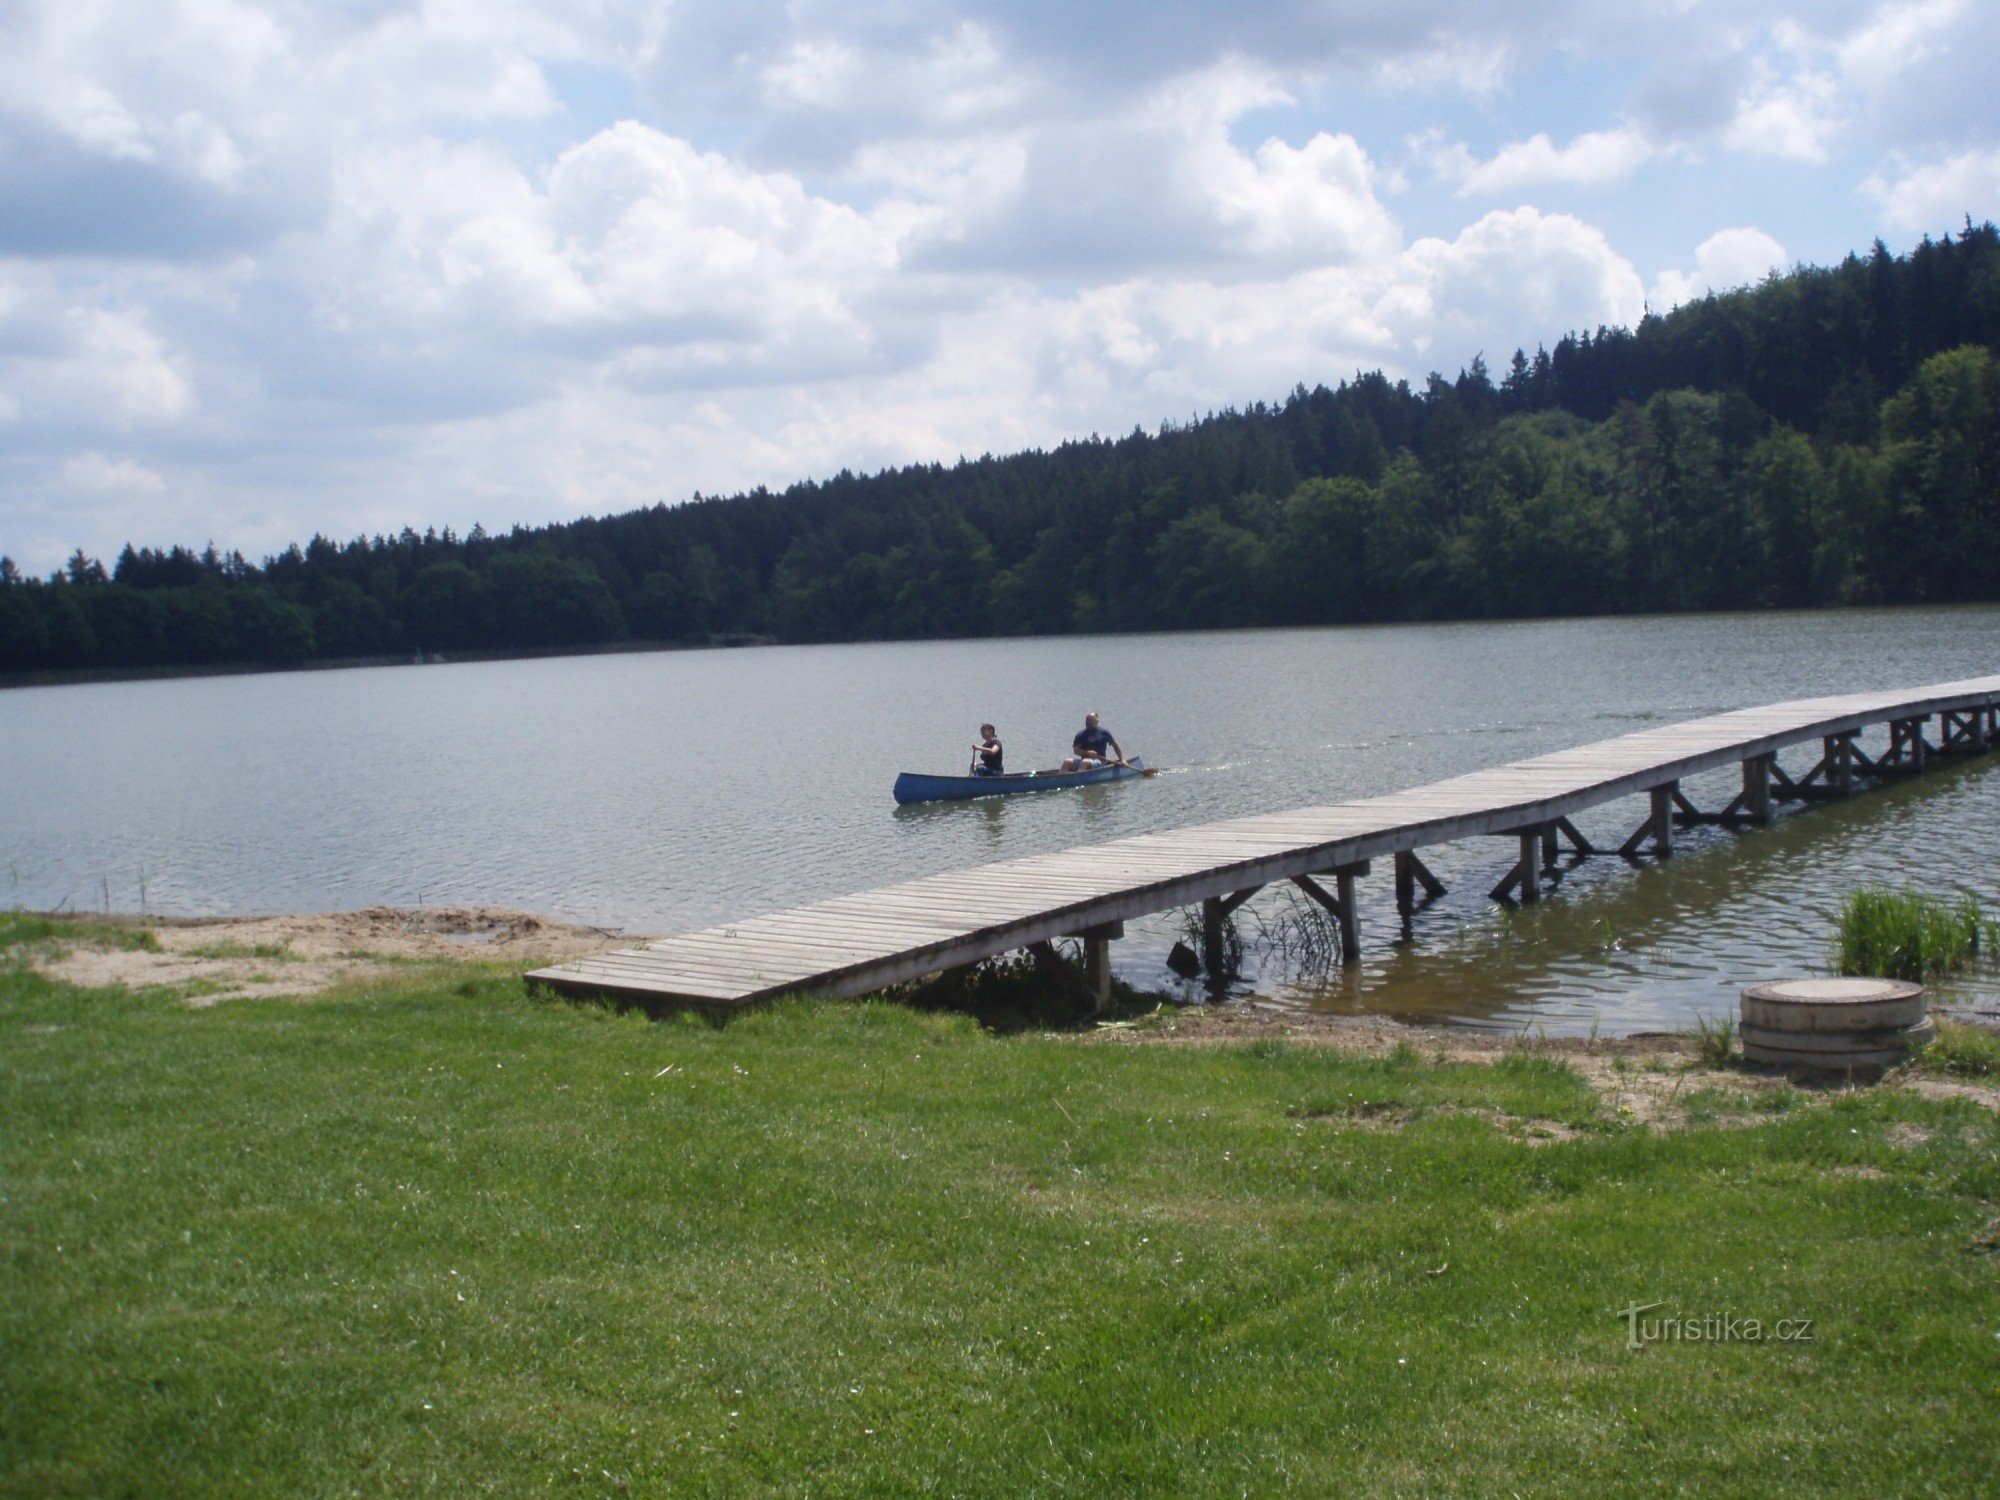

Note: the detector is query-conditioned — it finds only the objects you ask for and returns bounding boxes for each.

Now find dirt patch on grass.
[22,908,634,1006]
[1897,1076,2000,1112]
[1293,1098,1585,1144]
[1090,1009,1804,1133]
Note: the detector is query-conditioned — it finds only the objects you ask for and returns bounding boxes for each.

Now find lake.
[4,606,1998,1032]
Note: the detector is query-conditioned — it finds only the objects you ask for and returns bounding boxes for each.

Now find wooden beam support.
[1620,783,1677,858]
[1488,824,1549,902]
[1741,753,1773,825]
[1517,827,1543,903]
[1879,718,1932,774]
[1082,935,1112,1011]
[1828,733,1854,796]
[1555,817,1595,855]
[1291,869,1361,963]
[1394,849,1446,921]
[1215,885,1262,918]
[1778,743,1830,798]
[1200,897,1228,980]
[1335,867,1360,960]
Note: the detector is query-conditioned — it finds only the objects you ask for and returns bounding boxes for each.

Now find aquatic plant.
[1831,886,1984,982]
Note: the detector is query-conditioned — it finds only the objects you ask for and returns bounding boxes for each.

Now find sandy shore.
[24,906,635,1006]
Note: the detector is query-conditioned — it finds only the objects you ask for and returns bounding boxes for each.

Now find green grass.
[183,940,296,961]
[1831,886,1985,981]
[0,911,161,956]
[4,965,1999,1496]
[1691,1011,1737,1065]
[1925,1017,2000,1077]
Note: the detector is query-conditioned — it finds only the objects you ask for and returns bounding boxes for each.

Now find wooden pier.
[527,675,2000,1012]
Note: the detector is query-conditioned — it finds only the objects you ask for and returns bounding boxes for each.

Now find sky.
[3,0,1998,574]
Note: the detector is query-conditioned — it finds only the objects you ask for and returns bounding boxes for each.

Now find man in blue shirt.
[1063,710,1124,772]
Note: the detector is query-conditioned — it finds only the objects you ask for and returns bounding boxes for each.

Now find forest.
[4,222,1999,677]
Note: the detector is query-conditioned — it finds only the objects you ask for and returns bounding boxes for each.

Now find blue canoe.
[893,758,1148,805]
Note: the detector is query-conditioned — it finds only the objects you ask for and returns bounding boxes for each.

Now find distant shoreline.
[6,598,1997,693]
[0,633,775,691]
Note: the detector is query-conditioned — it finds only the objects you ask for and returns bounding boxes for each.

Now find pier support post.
[1517,827,1544,902]
[1335,867,1360,956]
[1742,754,1773,824]
[1200,897,1226,981]
[1393,850,1446,929]
[1826,734,1854,796]
[1082,935,1113,1011]
[1198,887,1263,981]
[1489,824,1554,901]
[1291,863,1366,964]
[1620,783,1677,858]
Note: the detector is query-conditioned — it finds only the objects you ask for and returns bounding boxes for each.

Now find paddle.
[1113,757,1161,778]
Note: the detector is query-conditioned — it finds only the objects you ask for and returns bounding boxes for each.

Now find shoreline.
[0,634,775,692]
[11,904,1997,1139]
[13,906,630,1006]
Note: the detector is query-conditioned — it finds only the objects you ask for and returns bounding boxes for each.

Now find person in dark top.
[1062,710,1124,772]
[971,723,1004,776]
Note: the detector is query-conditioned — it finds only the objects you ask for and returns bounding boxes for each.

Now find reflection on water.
[2,605,1997,1033]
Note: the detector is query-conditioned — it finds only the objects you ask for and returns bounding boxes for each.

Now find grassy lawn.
[3,930,1998,1495]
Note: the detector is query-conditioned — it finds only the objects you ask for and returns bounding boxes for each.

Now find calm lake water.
[4,607,1999,1033]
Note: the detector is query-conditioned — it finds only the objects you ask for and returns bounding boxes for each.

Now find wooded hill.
[5,222,1999,675]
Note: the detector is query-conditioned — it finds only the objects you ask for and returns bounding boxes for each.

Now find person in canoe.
[1062,710,1125,772]
[970,723,1004,777]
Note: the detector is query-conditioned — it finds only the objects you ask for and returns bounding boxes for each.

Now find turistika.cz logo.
[1616,1301,1815,1351]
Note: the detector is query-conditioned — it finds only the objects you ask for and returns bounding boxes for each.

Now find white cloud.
[60,452,168,495]
[908,62,1402,277]
[1724,71,1841,161]
[1836,0,1967,88]
[1434,127,1658,195]
[0,303,197,435]
[1864,148,2000,230]
[1400,208,1647,353]
[1650,227,1789,309]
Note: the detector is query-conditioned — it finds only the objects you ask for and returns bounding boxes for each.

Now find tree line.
[4,223,1999,676]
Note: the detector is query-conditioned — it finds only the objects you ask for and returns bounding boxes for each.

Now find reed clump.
[1831,886,1984,982]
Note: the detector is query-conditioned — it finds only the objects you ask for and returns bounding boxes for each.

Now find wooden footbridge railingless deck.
[527,675,2000,1012]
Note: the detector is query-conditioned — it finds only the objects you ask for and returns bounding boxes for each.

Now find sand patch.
[22,907,635,1006]
[1087,1010,1806,1132]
